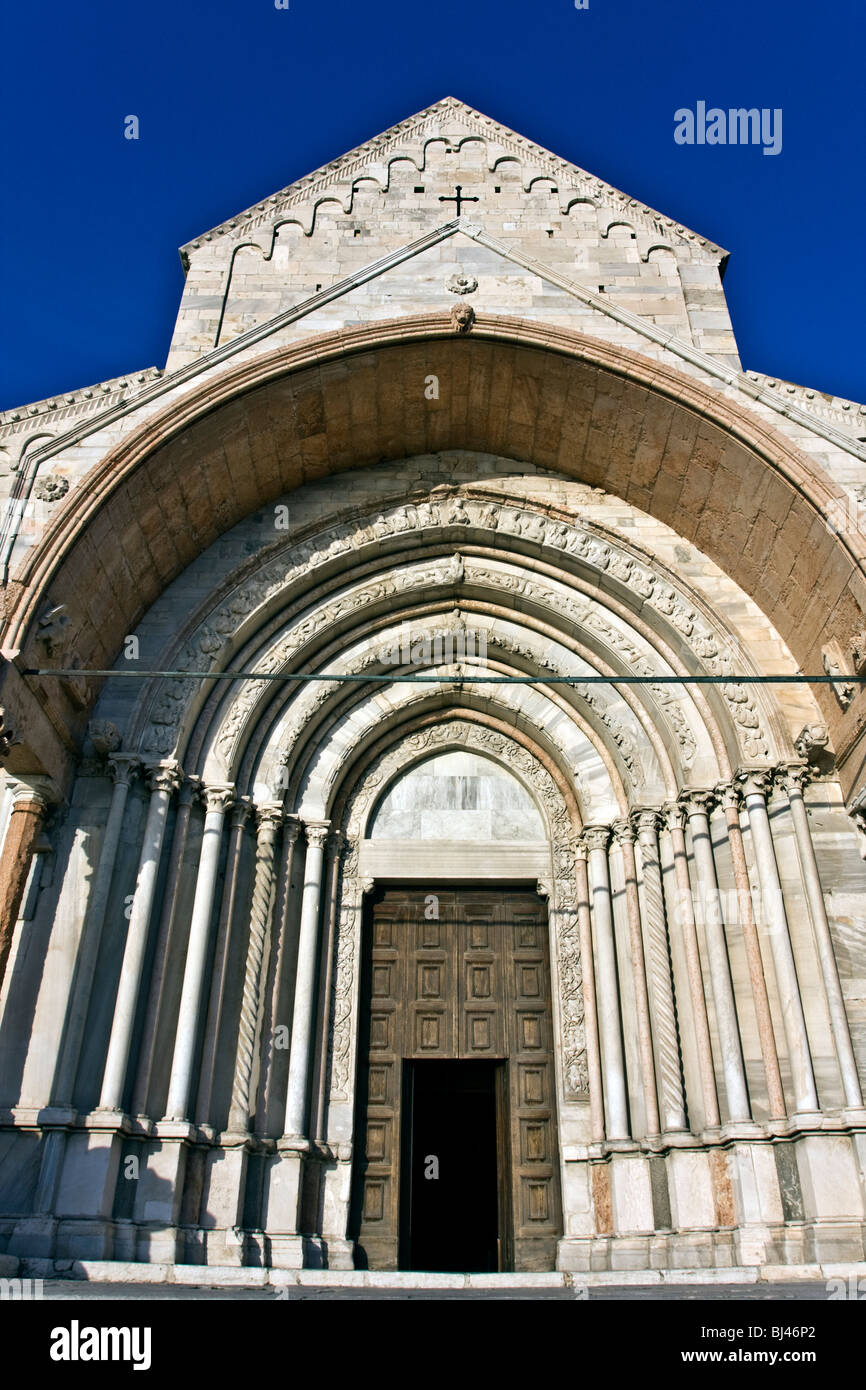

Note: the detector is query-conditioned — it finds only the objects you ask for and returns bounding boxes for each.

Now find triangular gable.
[180,96,724,264]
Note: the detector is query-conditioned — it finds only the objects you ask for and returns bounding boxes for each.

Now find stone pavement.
[34,1278,833,1301]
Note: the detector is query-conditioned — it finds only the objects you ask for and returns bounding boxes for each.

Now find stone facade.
[0,98,865,1277]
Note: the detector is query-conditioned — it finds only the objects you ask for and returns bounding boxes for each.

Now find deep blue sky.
[1,0,863,411]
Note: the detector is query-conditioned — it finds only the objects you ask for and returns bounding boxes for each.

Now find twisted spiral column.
[228,803,284,1132]
[663,802,720,1129]
[632,809,687,1134]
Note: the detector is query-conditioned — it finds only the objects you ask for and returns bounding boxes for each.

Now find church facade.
[1,98,866,1277]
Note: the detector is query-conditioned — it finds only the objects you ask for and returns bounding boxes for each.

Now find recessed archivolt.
[326,712,588,1103]
[288,676,623,825]
[109,488,797,792]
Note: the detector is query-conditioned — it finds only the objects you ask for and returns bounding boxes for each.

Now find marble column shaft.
[99,763,180,1112]
[53,755,139,1106]
[164,784,234,1122]
[283,821,330,1142]
[583,826,630,1141]
[131,775,201,1117]
[664,804,721,1129]
[782,767,863,1109]
[738,771,819,1115]
[195,799,252,1125]
[683,793,750,1123]
[718,783,786,1120]
[0,783,50,995]
[613,820,660,1137]
[575,841,606,1143]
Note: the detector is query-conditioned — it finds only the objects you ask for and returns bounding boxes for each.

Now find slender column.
[99,762,181,1112]
[583,826,629,1141]
[632,809,687,1133]
[163,783,234,1122]
[717,782,786,1121]
[574,840,605,1143]
[737,771,819,1115]
[683,792,750,1123]
[130,775,201,1116]
[227,803,284,1132]
[259,816,301,1126]
[664,804,720,1129]
[0,780,50,995]
[612,821,660,1137]
[52,755,139,1104]
[283,820,330,1142]
[781,766,863,1110]
[312,830,344,1144]
[195,799,252,1124]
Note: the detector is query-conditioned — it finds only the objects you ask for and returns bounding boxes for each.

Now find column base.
[55,1218,116,1261]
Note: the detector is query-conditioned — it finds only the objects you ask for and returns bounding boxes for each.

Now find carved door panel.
[504,894,562,1270]
[351,889,562,1271]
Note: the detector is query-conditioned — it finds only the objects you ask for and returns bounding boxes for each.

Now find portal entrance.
[403,1060,502,1272]
[350,888,563,1271]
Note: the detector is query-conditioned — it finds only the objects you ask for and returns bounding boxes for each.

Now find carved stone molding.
[135,494,770,767]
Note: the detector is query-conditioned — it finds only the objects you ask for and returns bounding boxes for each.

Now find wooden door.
[350,889,562,1271]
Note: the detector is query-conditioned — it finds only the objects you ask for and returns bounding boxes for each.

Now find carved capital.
[611,818,635,846]
[582,825,611,854]
[107,753,140,788]
[255,801,284,834]
[282,814,301,844]
[777,763,810,796]
[631,807,663,839]
[145,761,182,796]
[178,775,203,808]
[304,820,331,851]
[230,797,253,829]
[680,789,717,820]
[662,801,687,833]
[714,781,742,814]
[202,783,235,815]
[736,768,773,801]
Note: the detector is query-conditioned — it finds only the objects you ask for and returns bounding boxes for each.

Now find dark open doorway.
[401,1059,508,1272]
